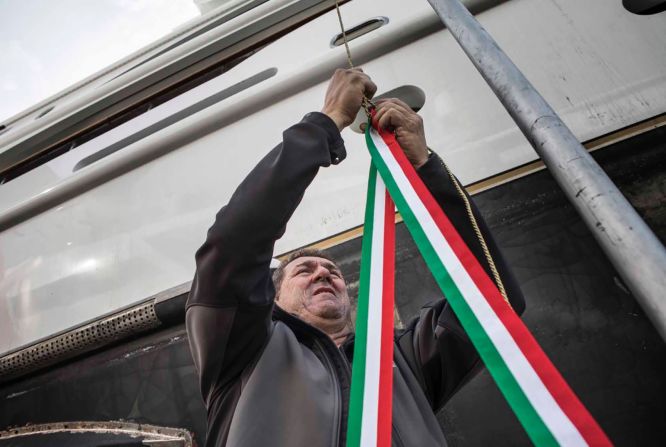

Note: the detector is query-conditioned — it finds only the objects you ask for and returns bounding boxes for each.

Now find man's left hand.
[370,98,429,169]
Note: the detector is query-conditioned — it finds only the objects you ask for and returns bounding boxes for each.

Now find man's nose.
[313,266,331,282]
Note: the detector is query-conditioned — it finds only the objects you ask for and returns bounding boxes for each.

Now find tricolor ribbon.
[346,118,612,447]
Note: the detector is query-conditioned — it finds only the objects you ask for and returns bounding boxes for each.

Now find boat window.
[101,0,268,87]
[0,0,329,184]
[0,47,263,185]
[72,67,278,172]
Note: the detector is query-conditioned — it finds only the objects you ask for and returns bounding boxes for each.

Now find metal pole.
[426,0,666,341]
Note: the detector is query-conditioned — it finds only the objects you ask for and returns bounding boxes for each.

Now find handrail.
[426,0,666,341]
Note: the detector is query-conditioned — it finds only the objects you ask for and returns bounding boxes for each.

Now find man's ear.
[270,257,281,301]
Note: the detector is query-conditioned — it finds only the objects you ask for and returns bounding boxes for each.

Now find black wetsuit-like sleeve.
[185,112,345,407]
[397,152,526,412]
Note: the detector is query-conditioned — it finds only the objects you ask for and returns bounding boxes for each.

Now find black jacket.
[186,112,525,447]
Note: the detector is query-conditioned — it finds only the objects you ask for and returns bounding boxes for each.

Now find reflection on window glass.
[0,0,202,123]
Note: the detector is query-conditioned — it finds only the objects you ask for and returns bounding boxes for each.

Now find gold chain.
[334,0,508,305]
[334,0,374,118]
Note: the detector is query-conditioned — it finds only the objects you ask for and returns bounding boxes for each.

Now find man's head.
[273,249,351,331]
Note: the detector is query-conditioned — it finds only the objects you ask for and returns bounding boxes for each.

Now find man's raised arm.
[185,69,376,405]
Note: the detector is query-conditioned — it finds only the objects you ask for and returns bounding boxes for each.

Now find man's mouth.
[312,286,336,297]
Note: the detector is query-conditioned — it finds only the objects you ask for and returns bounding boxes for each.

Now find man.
[186,69,525,447]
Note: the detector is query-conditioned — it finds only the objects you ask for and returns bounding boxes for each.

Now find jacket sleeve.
[396,151,526,412]
[185,112,345,406]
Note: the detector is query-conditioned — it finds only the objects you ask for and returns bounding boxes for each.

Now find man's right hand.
[321,68,377,131]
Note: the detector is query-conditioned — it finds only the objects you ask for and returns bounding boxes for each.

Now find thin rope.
[440,158,510,305]
[334,0,354,69]
[334,0,373,118]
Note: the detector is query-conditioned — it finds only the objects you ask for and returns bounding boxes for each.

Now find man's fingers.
[374,98,412,116]
[375,97,412,111]
[373,100,412,130]
[376,108,406,131]
[322,67,376,130]
[351,69,376,99]
[375,98,416,123]
[369,97,429,169]
[364,77,377,99]
[373,104,393,129]
[373,98,425,135]
[372,106,387,129]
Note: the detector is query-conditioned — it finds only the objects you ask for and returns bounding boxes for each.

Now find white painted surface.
[1,0,665,354]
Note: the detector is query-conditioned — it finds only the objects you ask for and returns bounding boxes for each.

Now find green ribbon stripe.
[364,128,558,446]
[346,164,378,447]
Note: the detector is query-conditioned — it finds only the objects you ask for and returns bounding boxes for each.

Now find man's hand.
[321,68,377,131]
[372,98,429,169]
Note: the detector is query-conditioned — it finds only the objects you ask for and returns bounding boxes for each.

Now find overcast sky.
[0,0,200,123]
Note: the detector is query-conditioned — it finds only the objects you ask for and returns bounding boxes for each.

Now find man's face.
[276,256,351,326]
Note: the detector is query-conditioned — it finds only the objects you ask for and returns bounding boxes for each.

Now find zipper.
[273,307,351,447]
[314,337,343,447]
